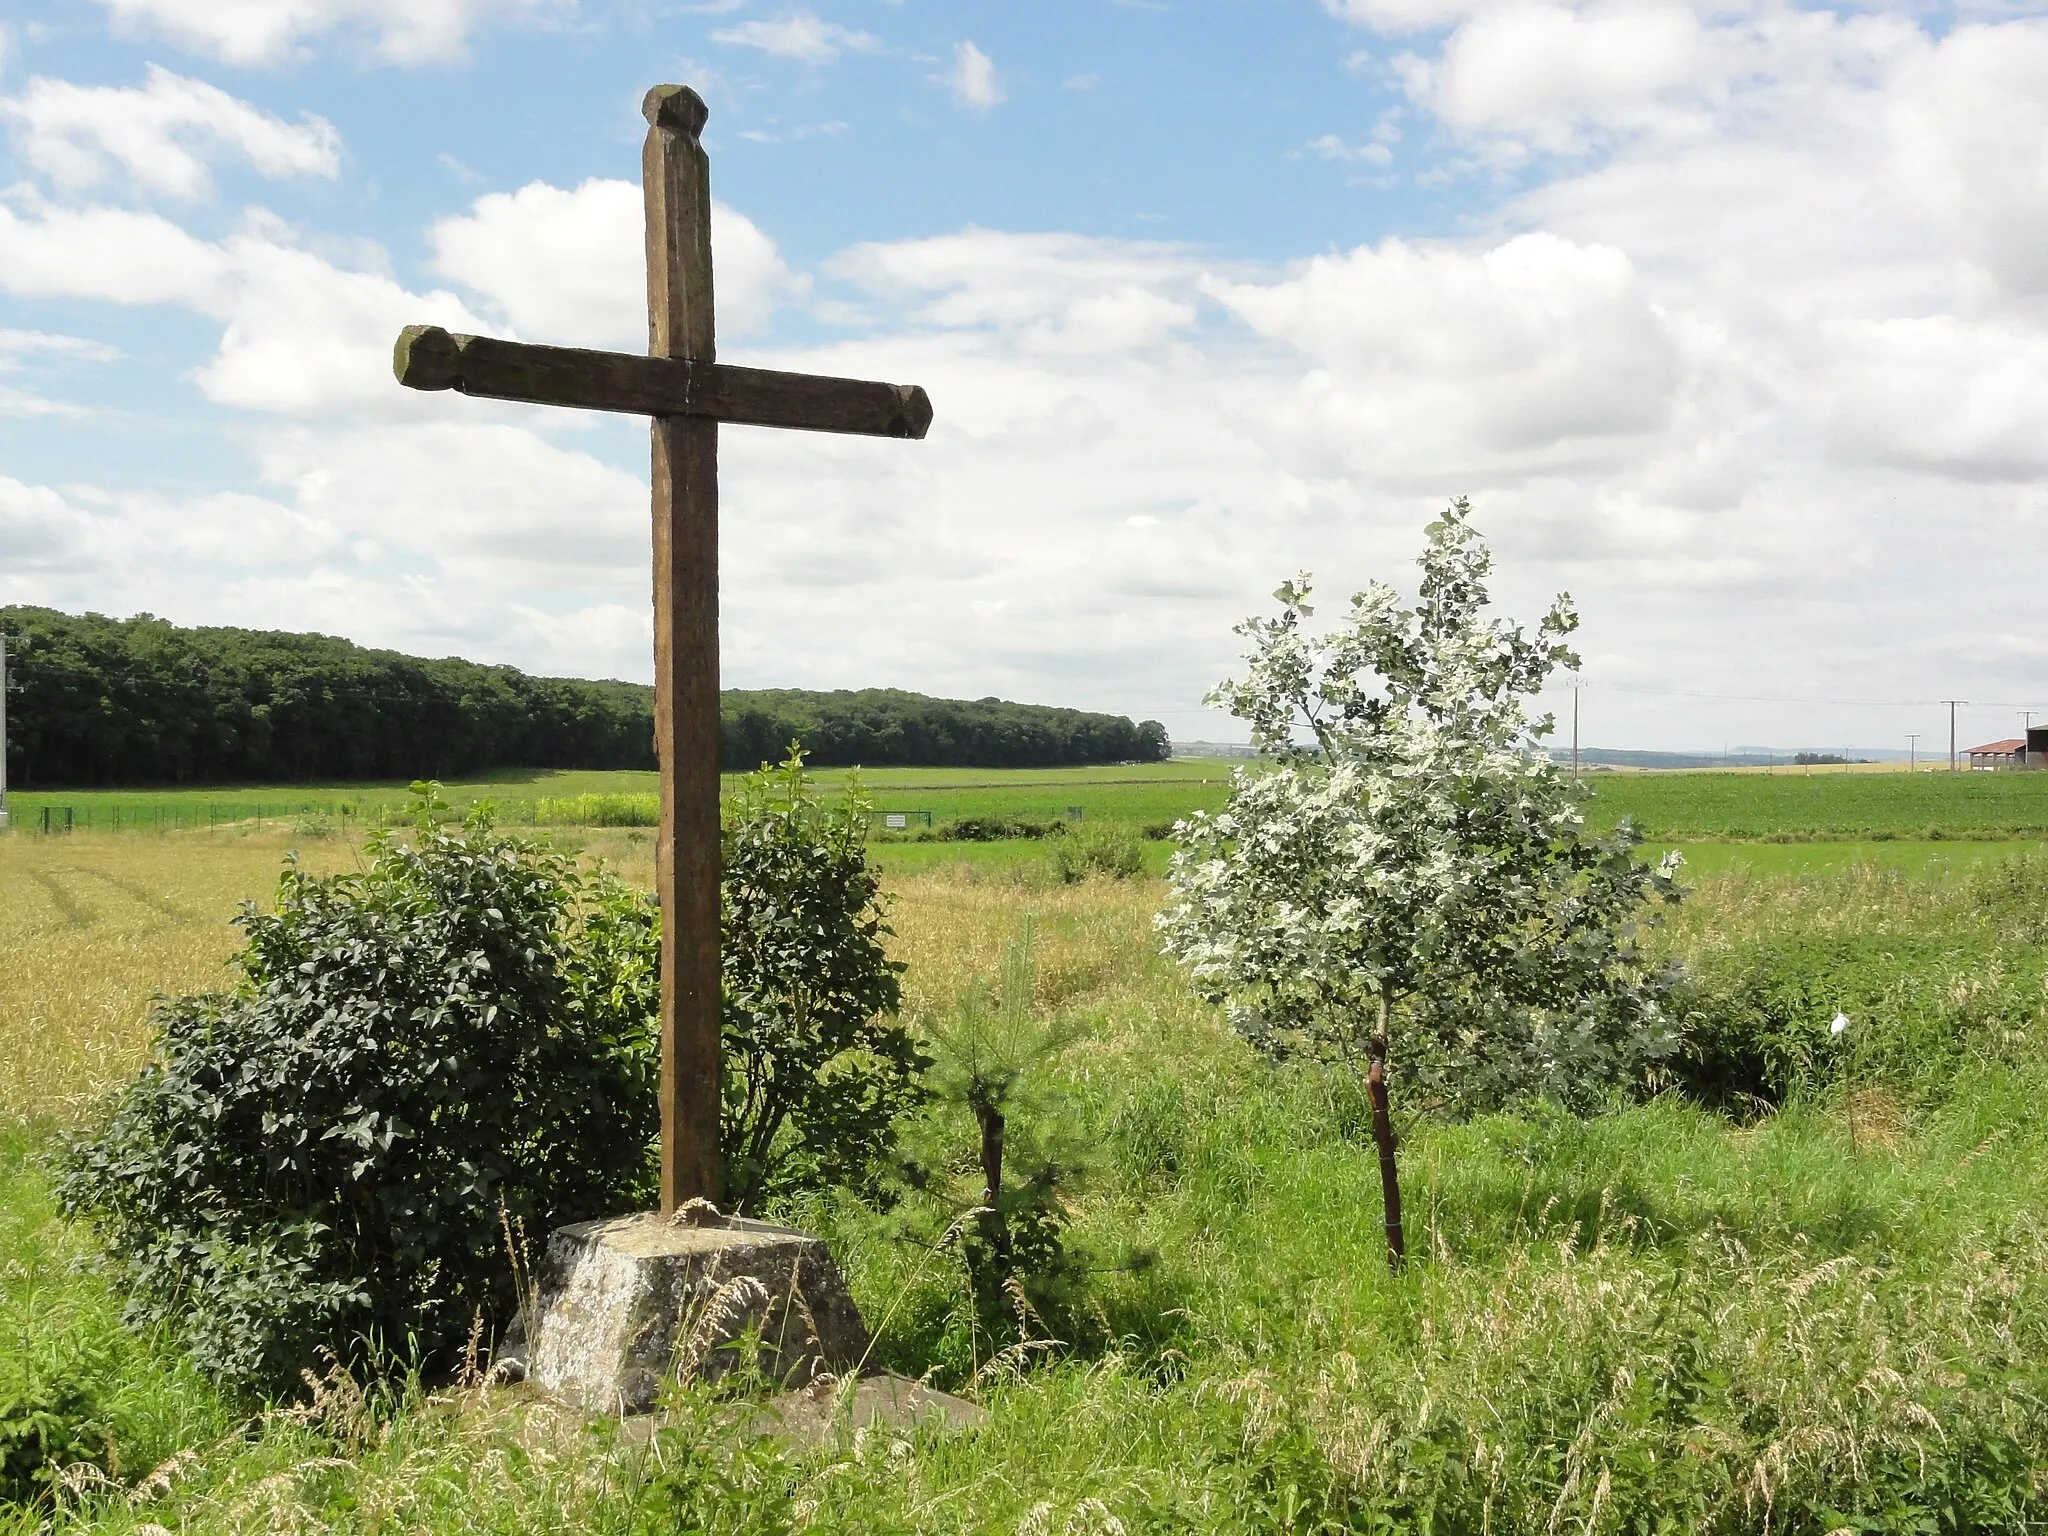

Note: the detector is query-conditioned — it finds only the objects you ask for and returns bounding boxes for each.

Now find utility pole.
[1943,700,1966,772]
[2023,711,2035,770]
[1907,733,1919,773]
[1571,680,1580,785]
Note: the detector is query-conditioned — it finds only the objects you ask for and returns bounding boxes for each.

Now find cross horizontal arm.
[393,325,932,440]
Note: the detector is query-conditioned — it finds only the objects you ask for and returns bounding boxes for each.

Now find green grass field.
[16,758,2048,846]
[2,761,1237,835]
[1657,837,2048,877]
[8,827,2048,1530]
[1584,763,2048,840]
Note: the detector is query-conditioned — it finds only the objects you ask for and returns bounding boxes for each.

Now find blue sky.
[3,0,2048,751]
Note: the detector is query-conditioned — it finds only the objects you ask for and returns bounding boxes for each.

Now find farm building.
[1965,738,2024,768]
[1963,733,2048,768]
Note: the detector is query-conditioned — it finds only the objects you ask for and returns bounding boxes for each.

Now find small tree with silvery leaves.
[1157,501,1683,1269]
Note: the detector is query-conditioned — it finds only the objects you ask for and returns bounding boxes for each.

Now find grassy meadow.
[7,777,2048,1530]
[18,754,2048,845]
[2,761,1236,836]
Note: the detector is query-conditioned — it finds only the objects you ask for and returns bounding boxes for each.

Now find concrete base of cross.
[520,1208,871,1415]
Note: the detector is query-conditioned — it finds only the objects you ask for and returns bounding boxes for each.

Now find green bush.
[58,791,661,1394]
[933,815,1063,842]
[1673,928,2042,1111]
[1050,821,1144,882]
[721,756,927,1215]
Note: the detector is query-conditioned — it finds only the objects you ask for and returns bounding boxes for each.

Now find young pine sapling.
[910,920,1088,1321]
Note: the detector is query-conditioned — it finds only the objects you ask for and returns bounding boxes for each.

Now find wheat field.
[0,832,364,1128]
[0,827,1184,1132]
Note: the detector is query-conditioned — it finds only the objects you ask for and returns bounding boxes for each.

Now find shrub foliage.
[58,793,660,1392]
[58,765,930,1392]
[0,1333,115,1506]
[720,756,926,1215]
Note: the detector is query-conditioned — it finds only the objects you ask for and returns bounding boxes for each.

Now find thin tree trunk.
[1367,996,1406,1271]
[970,1084,1012,1276]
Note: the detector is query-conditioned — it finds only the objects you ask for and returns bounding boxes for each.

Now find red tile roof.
[1966,739,2026,754]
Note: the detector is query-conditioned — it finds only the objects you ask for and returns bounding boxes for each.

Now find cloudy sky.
[1,0,2044,752]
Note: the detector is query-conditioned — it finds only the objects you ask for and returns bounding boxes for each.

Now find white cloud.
[0,465,650,681]
[87,0,567,67]
[0,389,85,418]
[1308,133,1393,165]
[1209,233,1681,468]
[941,41,1004,114]
[827,229,1204,339]
[2,66,341,200]
[252,422,648,588]
[1276,0,2048,749]
[427,178,803,349]
[0,328,116,415]
[1889,19,2048,298]
[1422,2,1700,138]
[1825,316,2048,481]
[192,240,490,416]
[0,329,119,366]
[0,194,490,417]
[0,197,231,308]
[710,12,879,64]
[1322,0,1487,35]
[0,473,347,584]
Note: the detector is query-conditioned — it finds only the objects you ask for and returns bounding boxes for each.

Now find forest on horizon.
[0,608,1170,787]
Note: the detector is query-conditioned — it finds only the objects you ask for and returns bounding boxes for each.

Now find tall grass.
[533,793,661,827]
[8,839,2048,1529]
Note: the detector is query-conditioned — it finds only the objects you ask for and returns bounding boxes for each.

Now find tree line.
[0,607,1168,787]
[721,688,1167,771]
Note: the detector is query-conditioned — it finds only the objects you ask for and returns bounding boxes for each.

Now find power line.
[1558,681,2048,711]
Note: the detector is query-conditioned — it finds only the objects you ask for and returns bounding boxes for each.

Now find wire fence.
[14,799,560,835]
[11,799,955,837]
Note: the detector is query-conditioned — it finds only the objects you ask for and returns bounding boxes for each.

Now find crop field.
[17,758,2048,846]
[1583,763,2048,841]
[3,760,1237,835]
[7,806,2048,1531]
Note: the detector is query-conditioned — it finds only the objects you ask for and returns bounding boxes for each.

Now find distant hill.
[0,607,1168,787]
[1550,748,1898,770]
[1170,740,1260,759]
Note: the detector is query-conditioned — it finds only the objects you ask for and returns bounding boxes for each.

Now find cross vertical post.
[644,85,723,1212]
[391,83,931,1224]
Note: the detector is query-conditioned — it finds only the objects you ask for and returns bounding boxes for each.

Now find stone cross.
[392,84,931,1215]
